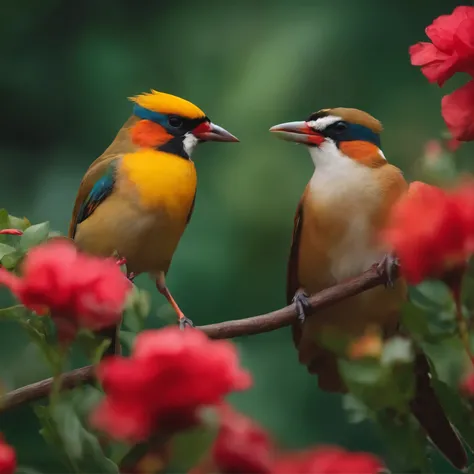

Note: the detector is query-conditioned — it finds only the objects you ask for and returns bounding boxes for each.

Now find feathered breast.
[119,149,197,219]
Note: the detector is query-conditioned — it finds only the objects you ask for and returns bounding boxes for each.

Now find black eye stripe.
[167,115,208,132]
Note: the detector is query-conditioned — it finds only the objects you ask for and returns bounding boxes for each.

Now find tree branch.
[0,263,393,412]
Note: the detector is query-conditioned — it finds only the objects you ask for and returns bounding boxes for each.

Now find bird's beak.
[269,121,324,146]
[192,122,239,142]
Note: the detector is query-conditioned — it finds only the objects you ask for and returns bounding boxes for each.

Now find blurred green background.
[1,0,473,472]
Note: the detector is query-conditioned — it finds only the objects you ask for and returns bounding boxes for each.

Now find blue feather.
[133,104,168,126]
[71,164,116,238]
[348,124,381,147]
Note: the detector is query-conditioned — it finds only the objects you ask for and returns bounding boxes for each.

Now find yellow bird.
[69,90,238,353]
[270,108,467,469]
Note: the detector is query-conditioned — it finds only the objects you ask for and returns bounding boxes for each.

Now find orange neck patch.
[339,141,386,168]
[130,120,173,148]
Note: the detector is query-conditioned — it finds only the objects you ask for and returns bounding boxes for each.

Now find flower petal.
[442,80,474,141]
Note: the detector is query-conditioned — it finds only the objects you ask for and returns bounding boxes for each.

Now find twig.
[0,263,393,412]
[1,365,95,411]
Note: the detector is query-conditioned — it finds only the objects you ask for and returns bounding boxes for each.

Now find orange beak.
[269,121,325,146]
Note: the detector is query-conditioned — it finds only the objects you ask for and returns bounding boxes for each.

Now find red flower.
[0,229,23,236]
[381,181,474,284]
[273,447,384,474]
[0,436,16,474]
[461,371,474,396]
[410,6,474,141]
[90,327,251,442]
[442,80,474,141]
[409,6,474,86]
[0,239,130,342]
[212,405,274,474]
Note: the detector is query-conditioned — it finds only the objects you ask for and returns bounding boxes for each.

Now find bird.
[69,90,239,355]
[270,108,467,470]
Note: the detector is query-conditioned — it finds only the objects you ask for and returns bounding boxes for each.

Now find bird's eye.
[333,121,348,133]
[168,116,183,128]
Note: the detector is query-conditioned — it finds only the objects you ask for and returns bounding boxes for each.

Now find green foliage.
[375,410,433,473]
[19,222,51,252]
[168,410,219,473]
[35,395,118,474]
[122,285,151,334]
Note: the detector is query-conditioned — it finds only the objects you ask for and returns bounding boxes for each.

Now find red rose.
[273,447,384,474]
[409,6,474,141]
[90,327,252,442]
[381,181,474,284]
[0,239,130,342]
[212,405,274,474]
[409,42,458,86]
[410,6,474,86]
[442,80,474,141]
[0,436,16,474]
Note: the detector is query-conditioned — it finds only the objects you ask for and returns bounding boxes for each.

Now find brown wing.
[286,189,308,348]
[68,115,139,238]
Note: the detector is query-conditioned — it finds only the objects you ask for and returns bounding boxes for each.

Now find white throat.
[307,140,383,281]
[307,140,380,200]
[183,132,199,157]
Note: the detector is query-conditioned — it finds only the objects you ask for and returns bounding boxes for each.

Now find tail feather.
[410,352,467,470]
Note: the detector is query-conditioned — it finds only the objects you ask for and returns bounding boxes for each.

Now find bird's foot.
[127,272,136,283]
[377,253,399,289]
[293,289,311,325]
[178,315,194,330]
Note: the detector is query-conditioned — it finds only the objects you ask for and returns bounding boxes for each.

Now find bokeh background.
[1,0,473,472]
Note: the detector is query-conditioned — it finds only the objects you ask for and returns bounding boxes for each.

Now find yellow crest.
[129,90,205,119]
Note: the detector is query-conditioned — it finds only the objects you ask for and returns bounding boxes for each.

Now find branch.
[0,263,393,412]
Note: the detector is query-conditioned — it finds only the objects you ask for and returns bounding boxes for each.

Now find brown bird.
[270,107,467,470]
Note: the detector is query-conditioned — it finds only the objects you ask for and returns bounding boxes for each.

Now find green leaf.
[168,408,219,473]
[339,357,415,413]
[339,359,384,386]
[68,386,103,419]
[381,337,414,367]
[342,394,371,424]
[402,299,459,345]
[19,222,50,252]
[401,301,431,340]
[8,214,31,231]
[376,410,433,473]
[421,336,468,386]
[119,330,136,351]
[53,403,85,460]
[409,281,453,312]
[76,330,111,365]
[122,286,151,334]
[1,251,22,270]
[36,398,119,473]
[0,243,16,260]
[0,305,32,322]
[431,379,474,453]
